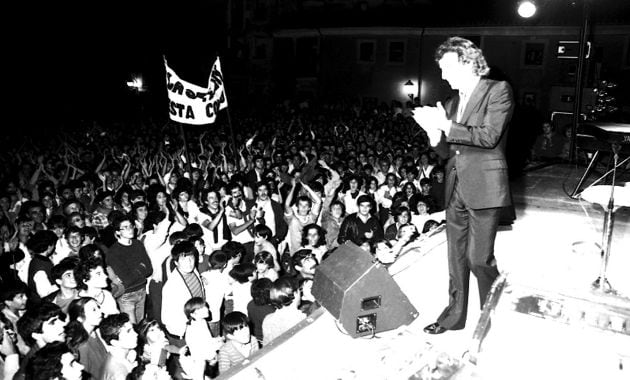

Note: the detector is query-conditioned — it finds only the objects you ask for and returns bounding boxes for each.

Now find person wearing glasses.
[106,215,153,324]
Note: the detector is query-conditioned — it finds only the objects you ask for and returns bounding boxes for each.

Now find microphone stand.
[592,143,620,294]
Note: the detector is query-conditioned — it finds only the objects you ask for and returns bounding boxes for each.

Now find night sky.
[9,0,628,131]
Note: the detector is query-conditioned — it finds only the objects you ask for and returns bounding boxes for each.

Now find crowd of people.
[0,99,477,380]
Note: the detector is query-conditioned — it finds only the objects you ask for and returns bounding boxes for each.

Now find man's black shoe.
[423,322,447,335]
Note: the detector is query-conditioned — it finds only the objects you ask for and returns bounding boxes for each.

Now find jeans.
[117,288,147,324]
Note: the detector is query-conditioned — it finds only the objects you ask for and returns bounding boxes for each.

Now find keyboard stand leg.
[570,150,600,198]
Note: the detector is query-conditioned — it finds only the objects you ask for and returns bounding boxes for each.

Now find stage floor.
[220,163,630,379]
[417,162,630,355]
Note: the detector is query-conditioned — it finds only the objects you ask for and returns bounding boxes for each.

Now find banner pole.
[224,108,240,171]
[178,122,193,179]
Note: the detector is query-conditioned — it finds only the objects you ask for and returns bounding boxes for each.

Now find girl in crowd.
[65,297,107,379]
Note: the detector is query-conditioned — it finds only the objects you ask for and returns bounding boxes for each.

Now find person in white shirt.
[183,298,223,380]
[262,277,305,346]
[75,257,119,317]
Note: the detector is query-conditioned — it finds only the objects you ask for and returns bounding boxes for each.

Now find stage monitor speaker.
[312,242,419,338]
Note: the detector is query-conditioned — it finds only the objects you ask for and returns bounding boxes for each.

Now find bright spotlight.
[518,1,537,18]
[126,76,146,92]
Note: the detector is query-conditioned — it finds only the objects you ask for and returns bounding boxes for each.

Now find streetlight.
[517,0,537,18]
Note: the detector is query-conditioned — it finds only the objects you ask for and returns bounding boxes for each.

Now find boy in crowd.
[44,257,79,314]
[99,313,138,380]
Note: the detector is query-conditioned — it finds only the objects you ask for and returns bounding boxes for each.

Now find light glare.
[518,1,537,18]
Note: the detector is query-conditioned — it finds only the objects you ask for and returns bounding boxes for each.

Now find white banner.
[164,57,228,125]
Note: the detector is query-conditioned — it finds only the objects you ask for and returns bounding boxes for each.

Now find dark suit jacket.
[439,79,514,210]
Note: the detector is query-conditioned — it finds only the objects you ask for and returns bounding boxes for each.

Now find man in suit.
[412,37,514,334]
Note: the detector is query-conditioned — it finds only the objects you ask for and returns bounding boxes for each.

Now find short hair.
[221,311,248,336]
[47,214,67,230]
[420,178,432,187]
[250,278,273,306]
[0,281,28,303]
[145,210,166,229]
[26,230,58,254]
[434,36,490,77]
[301,223,326,247]
[183,223,203,239]
[74,256,105,290]
[64,225,83,240]
[78,244,103,262]
[25,341,72,380]
[253,224,272,240]
[110,214,133,232]
[422,219,442,234]
[227,182,243,194]
[254,181,268,192]
[94,190,114,205]
[99,313,130,345]
[169,231,188,246]
[392,206,411,218]
[329,200,346,216]
[17,302,65,347]
[228,263,256,284]
[51,256,80,281]
[291,249,318,273]
[356,194,373,208]
[171,241,198,263]
[184,297,207,322]
[269,277,299,308]
[82,226,99,241]
[221,241,245,260]
[308,181,324,195]
[296,195,312,208]
[254,251,274,268]
[209,250,228,269]
[131,201,148,219]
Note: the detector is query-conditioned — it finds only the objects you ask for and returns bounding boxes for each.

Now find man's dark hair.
[250,278,273,306]
[169,231,188,246]
[74,256,105,290]
[25,341,73,380]
[47,214,67,230]
[51,256,80,282]
[183,223,203,239]
[171,241,198,263]
[253,224,272,240]
[228,263,256,284]
[81,226,99,241]
[26,230,58,255]
[64,225,83,240]
[17,301,65,347]
[221,311,249,336]
[110,213,133,232]
[0,281,28,303]
[99,313,130,345]
[221,241,246,260]
[209,250,228,270]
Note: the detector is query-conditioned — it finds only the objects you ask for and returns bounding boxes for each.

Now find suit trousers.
[437,178,501,330]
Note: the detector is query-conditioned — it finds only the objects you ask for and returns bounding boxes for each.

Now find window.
[358,40,376,63]
[388,40,405,64]
[522,41,547,68]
